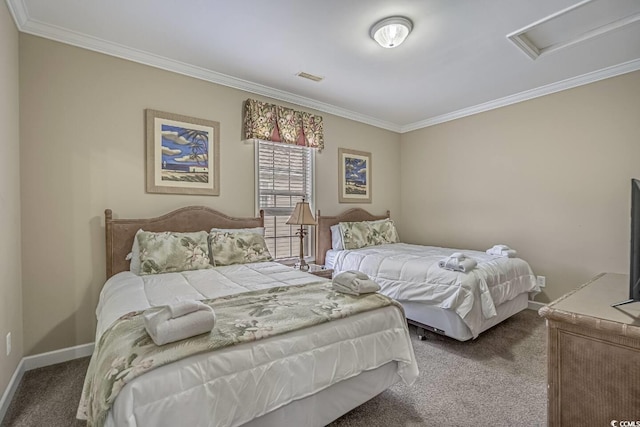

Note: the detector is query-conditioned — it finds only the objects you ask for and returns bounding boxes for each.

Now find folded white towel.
[332,279,381,295]
[143,301,216,346]
[332,271,380,295]
[449,252,466,260]
[438,255,477,273]
[332,270,369,287]
[486,245,517,258]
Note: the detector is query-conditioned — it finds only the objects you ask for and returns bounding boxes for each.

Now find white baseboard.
[0,359,25,422]
[527,300,546,311]
[0,342,94,423]
[22,342,94,371]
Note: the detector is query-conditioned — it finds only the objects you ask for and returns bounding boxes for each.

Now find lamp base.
[295,259,310,271]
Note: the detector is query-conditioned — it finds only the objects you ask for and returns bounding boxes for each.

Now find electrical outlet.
[537,276,546,288]
[6,332,11,356]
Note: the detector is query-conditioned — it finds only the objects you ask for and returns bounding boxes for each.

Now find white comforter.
[327,243,539,337]
[94,261,418,427]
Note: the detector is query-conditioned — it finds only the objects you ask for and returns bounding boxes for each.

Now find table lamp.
[286,197,316,271]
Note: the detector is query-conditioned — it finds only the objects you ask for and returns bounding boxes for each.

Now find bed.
[316,208,539,342]
[78,206,419,427]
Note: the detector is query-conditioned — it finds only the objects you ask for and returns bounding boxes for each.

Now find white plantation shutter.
[256,141,314,260]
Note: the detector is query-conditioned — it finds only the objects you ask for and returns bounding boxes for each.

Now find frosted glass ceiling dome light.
[370,16,413,48]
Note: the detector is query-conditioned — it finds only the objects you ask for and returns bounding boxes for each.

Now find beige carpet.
[2,309,547,426]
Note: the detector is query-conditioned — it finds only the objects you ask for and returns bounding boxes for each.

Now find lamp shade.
[286,200,316,226]
[370,16,413,48]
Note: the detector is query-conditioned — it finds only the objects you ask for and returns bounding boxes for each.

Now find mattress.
[91,261,419,427]
[325,243,539,338]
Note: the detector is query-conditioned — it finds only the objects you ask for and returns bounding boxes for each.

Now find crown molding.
[7,0,640,135]
[5,0,27,28]
[401,57,640,133]
[7,0,401,133]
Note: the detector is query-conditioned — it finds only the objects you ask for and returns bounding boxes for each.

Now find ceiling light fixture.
[370,16,413,48]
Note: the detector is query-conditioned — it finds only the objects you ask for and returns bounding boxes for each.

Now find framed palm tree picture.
[145,109,220,195]
[338,148,371,203]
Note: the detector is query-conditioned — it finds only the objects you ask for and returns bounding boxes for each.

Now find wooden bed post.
[315,210,322,266]
[105,209,113,279]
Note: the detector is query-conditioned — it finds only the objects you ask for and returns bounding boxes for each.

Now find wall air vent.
[507,0,640,60]
[296,72,324,82]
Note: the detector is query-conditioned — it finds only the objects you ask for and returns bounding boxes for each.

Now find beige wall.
[400,70,640,302]
[0,2,23,397]
[19,34,400,355]
[16,23,640,356]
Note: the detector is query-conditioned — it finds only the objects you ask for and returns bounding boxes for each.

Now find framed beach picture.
[145,109,220,195]
[338,148,372,203]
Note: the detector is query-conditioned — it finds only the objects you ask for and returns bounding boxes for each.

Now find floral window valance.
[243,99,324,151]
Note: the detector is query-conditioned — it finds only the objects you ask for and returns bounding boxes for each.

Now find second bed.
[316,208,540,341]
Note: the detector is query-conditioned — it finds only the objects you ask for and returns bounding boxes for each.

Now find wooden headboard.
[315,208,390,266]
[105,206,265,279]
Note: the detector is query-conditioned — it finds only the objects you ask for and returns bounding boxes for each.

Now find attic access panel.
[507,0,640,59]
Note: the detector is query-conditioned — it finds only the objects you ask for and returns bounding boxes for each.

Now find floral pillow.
[209,230,273,266]
[340,219,400,250]
[370,218,400,245]
[137,231,212,275]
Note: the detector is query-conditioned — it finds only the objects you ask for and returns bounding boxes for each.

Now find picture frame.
[338,148,372,203]
[145,109,220,195]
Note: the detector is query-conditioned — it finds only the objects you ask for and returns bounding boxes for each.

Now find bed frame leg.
[416,327,427,341]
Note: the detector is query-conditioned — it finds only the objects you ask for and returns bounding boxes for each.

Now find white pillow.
[126,229,144,275]
[330,224,344,250]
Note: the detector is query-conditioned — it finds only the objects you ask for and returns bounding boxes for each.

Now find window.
[256,141,314,260]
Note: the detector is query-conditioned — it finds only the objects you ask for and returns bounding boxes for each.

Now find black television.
[612,178,640,307]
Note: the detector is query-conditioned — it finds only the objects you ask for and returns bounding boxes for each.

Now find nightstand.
[307,264,333,279]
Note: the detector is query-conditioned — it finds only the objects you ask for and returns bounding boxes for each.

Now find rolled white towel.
[486,245,517,258]
[168,300,208,318]
[455,258,477,272]
[348,270,369,280]
[438,256,477,273]
[438,252,468,268]
[502,249,517,258]
[332,270,369,287]
[143,301,216,346]
[332,279,380,295]
[332,271,380,295]
[438,258,454,269]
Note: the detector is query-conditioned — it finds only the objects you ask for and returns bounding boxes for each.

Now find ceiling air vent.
[296,72,324,82]
[507,0,640,60]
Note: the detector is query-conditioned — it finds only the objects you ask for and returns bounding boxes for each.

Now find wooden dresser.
[539,273,640,426]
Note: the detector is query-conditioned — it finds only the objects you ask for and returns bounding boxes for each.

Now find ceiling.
[7,0,640,132]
